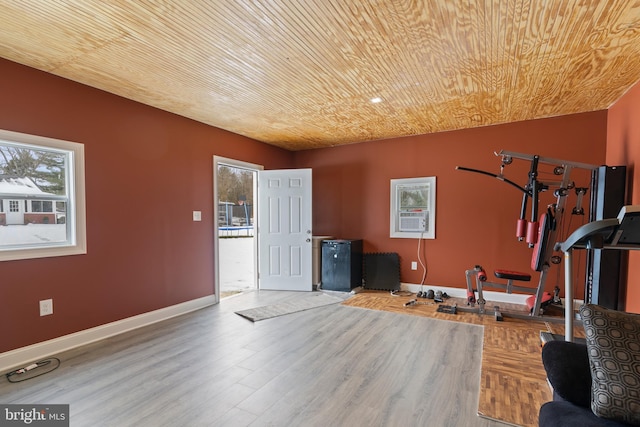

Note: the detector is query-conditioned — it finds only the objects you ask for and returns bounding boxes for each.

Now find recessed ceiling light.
[370,97,383,103]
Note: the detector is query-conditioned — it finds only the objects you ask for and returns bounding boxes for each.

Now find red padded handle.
[526,221,538,245]
[516,218,527,239]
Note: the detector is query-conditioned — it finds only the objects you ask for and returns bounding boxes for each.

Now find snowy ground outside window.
[0,224,66,245]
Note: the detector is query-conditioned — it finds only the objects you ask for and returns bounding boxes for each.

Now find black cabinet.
[321,239,363,291]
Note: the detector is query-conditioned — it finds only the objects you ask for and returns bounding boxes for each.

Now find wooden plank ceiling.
[1,1,640,151]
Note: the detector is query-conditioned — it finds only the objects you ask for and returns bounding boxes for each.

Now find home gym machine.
[457,150,598,320]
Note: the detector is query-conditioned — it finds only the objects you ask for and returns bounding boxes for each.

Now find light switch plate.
[193,211,202,221]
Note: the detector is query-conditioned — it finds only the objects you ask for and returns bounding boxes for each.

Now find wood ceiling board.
[1,1,640,150]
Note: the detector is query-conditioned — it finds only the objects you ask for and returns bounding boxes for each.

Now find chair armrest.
[542,340,591,407]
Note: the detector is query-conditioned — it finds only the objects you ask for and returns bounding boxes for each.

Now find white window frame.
[390,176,436,239]
[0,129,86,261]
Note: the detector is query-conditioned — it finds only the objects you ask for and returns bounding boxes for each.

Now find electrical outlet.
[411,261,418,270]
[39,299,53,316]
[192,211,202,221]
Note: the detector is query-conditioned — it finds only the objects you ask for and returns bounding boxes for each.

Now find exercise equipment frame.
[559,205,640,341]
[458,150,598,321]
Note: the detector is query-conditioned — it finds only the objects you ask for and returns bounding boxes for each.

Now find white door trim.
[213,156,263,303]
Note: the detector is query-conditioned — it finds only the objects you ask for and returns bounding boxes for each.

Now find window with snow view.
[0,129,86,261]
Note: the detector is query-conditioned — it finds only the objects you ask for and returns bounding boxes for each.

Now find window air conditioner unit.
[399,211,428,232]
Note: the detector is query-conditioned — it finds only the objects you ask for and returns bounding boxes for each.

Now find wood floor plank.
[0,290,505,427]
[342,290,584,427]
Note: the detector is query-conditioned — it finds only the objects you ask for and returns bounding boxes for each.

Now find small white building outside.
[0,176,60,225]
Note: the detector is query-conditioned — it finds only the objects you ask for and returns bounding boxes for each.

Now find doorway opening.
[213,156,262,301]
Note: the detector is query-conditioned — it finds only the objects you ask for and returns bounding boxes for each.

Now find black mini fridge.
[321,239,363,291]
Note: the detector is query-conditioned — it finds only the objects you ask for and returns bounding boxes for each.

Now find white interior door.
[258,169,312,291]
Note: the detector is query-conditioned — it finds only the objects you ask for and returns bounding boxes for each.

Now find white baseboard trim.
[0,295,216,373]
[401,284,587,309]
[400,283,530,305]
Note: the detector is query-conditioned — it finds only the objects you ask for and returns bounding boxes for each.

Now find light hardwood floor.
[342,291,571,426]
[1,291,507,427]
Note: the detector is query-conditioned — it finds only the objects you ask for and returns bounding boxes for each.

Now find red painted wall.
[294,113,607,295]
[0,55,614,355]
[607,81,640,314]
[0,59,293,353]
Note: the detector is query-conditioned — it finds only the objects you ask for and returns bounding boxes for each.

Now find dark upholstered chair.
[539,305,640,427]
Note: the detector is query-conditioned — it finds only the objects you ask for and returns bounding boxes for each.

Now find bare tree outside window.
[217,165,254,205]
[0,145,66,194]
[217,164,255,229]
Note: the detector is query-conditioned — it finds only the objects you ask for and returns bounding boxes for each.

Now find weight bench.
[464,266,553,319]
[464,211,556,319]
